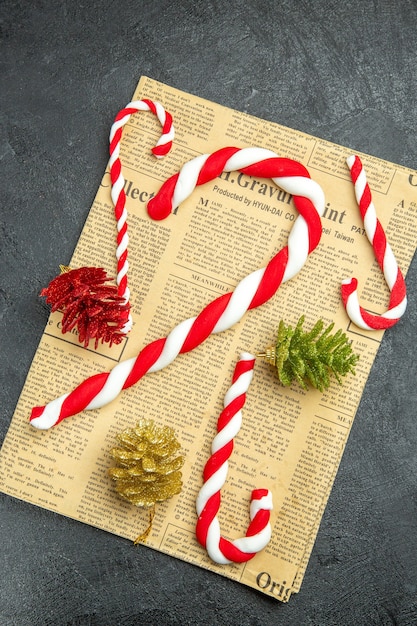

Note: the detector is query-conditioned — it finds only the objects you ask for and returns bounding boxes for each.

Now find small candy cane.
[109,100,175,332]
[196,353,273,564]
[341,155,407,330]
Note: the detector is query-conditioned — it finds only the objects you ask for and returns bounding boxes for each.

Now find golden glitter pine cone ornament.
[258,316,359,392]
[109,419,184,543]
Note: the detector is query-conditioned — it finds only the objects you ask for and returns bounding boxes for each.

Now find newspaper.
[1,77,416,602]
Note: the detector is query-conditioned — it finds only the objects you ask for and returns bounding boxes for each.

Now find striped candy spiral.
[109,99,175,332]
[196,353,273,564]
[30,150,325,429]
[341,155,407,330]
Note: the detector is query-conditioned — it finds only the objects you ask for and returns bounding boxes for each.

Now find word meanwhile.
[190,273,230,293]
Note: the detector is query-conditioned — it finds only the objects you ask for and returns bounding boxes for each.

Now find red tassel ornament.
[41,266,130,348]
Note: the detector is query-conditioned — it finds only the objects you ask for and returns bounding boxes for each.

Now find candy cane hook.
[109,99,175,332]
[148,145,325,281]
[341,155,407,330]
[30,150,325,429]
[196,353,273,564]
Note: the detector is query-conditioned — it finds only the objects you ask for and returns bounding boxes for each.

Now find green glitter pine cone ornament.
[259,316,359,392]
[109,419,184,543]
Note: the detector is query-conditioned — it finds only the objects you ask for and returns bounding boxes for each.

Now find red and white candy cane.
[109,99,175,332]
[196,353,273,564]
[30,149,325,429]
[341,155,407,330]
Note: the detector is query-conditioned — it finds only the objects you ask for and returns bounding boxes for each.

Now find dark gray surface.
[1,1,417,624]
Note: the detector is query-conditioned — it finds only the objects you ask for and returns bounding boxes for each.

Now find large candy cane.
[341,155,407,330]
[30,150,325,430]
[109,99,175,332]
[196,353,273,564]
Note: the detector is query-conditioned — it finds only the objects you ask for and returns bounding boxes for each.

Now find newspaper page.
[1,77,416,602]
